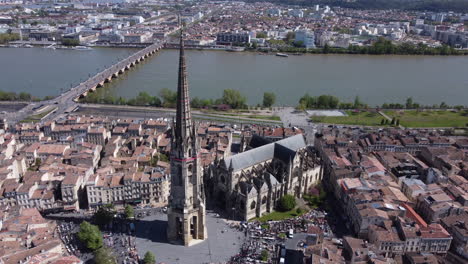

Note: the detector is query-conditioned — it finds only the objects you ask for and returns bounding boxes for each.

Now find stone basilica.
[206,134,323,221]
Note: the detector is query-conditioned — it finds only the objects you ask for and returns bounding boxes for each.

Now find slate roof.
[248,134,273,149]
[224,134,306,172]
[269,173,279,186]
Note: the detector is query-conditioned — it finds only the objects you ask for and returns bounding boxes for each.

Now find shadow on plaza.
[134,218,169,243]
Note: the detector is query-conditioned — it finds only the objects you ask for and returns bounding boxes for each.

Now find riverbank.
[166,37,468,56]
[309,109,468,128]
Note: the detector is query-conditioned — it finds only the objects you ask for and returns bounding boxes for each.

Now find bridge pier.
[72,42,163,102]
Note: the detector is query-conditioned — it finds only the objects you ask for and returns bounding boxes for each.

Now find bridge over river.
[4,41,165,125]
[73,41,164,100]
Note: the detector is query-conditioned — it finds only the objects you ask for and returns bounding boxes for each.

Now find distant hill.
[243,0,468,13]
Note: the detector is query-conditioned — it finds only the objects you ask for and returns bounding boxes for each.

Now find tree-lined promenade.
[260,37,467,56]
[80,89,277,110]
[298,94,466,110]
[0,90,54,102]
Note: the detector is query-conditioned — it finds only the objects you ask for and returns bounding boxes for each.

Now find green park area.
[250,194,308,222]
[310,110,383,126]
[310,110,468,128]
[384,110,468,128]
[253,208,305,222]
[21,108,56,123]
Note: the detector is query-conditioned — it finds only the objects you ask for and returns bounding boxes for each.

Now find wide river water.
[1,47,467,106]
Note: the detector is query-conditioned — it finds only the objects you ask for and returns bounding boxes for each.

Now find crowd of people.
[56,221,93,261]
[228,209,332,264]
[103,230,139,264]
[54,210,140,264]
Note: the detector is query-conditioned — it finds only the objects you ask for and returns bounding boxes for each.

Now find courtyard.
[134,210,245,264]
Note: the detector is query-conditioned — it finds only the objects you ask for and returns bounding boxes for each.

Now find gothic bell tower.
[166,31,207,246]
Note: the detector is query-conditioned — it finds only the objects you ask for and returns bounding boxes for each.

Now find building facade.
[216,32,251,45]
[295,30,316,48]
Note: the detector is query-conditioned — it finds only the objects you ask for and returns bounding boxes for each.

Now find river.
[1,47,467,106]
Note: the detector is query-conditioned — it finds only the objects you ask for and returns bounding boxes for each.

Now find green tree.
[256,32,267,38]
[94,246,117,264]
[159,88,177,108]
[285,31,295,42]
[62,38,80,46]
[406,97,414,109]
[159,153,169,162]
[381,119,385,125]
[124,205,134,219]
[93,204,115,227]
[278,195,296,211]
[191,97,202,108]
[18,92,31,101]
[150,155,159,167]
[391,117,396,125]
[149,95,161,107]
[102,95,115,104]
[221,89,247,109]
[116,97,126,105]
[77,221,103,250]
[354,96,362,109]
[293,40,304,47]
[262,92,276,107]
[317,95,339,109]
[440,102,448,109]
[143,251,156,264]
[0,33,20,44]
[323,44,331,54]
[191,97,214,109]
[134,92,152,106]
[261,249,269,261]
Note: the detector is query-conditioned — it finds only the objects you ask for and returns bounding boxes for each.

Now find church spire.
[167,29,207,245]
[175,30,192,142]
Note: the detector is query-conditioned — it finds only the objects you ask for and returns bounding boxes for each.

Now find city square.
[135,211,245,264]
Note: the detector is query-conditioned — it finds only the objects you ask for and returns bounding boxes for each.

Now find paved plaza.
[275,107,318,144]
[306,110,347,117]
[135,211,245,264]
